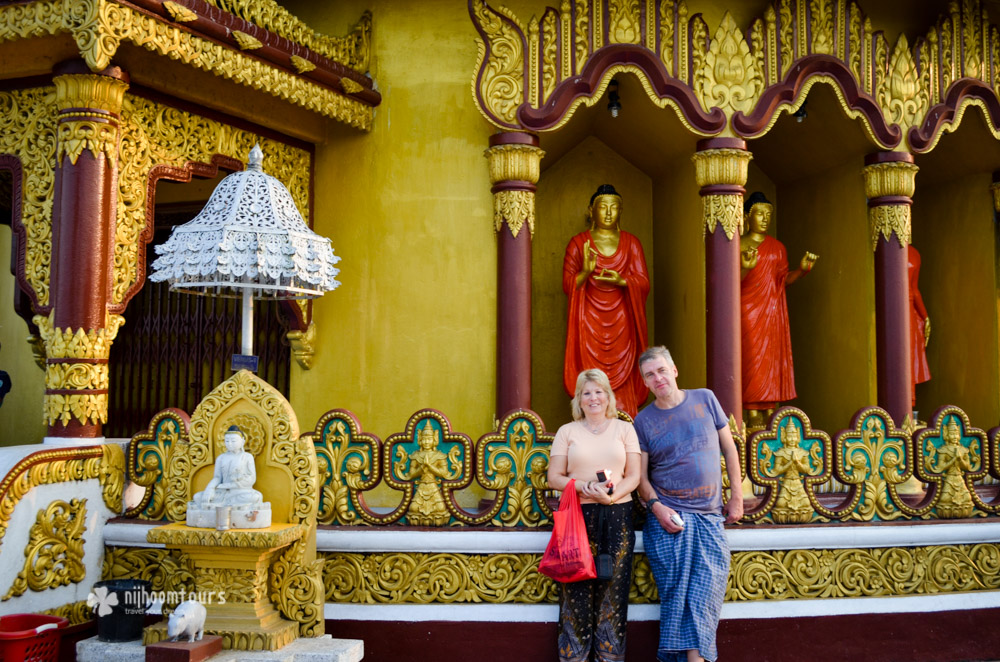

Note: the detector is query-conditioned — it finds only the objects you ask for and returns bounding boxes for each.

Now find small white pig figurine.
[167,600,207,642]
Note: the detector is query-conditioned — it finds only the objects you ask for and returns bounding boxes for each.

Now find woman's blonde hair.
[570,369,617,421]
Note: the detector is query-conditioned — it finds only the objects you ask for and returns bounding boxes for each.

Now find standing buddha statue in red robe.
[739,192,818,429]
[908,244,931,407]
[563,184,650,417]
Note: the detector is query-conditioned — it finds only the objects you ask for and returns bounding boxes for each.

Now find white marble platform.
[77,635,363,662]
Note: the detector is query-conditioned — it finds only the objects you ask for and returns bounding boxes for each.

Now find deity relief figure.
[763,421,816,523]
[908,244,931,407]
[187,425,271,528]
[740,192,818,429]
[928,418,974,519]
[400,421,460,526]
[563,184,650,417]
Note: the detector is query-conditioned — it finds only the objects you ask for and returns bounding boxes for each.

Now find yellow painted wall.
[285,0,497,508]
[533,137,653,428]
[912,174,1000,425]
[0,225,45,446]
[779,161,876,432]
[651,161,707,387]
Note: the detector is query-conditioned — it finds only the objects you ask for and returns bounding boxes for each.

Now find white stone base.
[77,635,363,662]
[185,502,272,529]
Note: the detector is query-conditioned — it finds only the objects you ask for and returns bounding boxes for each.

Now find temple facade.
[2,1,1000,660]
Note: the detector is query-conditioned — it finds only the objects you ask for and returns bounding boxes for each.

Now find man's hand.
[651,502,684,534]
[723,494,744,524]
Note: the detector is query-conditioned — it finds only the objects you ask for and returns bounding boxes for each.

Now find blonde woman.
[547,368,641,662]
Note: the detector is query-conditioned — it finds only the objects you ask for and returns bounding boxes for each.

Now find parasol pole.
[241,287,254,356]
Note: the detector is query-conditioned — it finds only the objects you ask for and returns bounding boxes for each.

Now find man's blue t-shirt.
[634,388,727,515]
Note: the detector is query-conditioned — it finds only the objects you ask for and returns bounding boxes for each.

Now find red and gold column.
[39,61,128,442]
[692,138,753,423]
[484,133,544,418]
[863,152,919,426]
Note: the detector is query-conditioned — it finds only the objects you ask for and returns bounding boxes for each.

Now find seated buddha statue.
[187,425,271,528]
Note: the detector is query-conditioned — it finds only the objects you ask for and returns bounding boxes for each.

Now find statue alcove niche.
[145,369,323,651]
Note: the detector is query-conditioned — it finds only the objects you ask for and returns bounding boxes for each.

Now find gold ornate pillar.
[692,138,753,424]
[39,60,129,443]
[484,133,544,418]
[863,152,919,426]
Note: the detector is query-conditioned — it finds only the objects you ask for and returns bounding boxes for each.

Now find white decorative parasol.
[150,144,340,357]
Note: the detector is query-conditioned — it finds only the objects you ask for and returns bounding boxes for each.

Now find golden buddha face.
[945,421,961,446]
[782,423,801,447]
[418,424,438,450]
[747,202,772,234]
[589,194,622,231]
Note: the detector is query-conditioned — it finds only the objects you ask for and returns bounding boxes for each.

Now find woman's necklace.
[584,418,611,435]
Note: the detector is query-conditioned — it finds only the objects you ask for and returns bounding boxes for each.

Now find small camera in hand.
[595,469,615,495]
[670,513,685,528]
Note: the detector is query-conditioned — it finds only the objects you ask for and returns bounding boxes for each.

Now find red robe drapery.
[740,235,796,407]
[563,231,650,417]
[908,244,931,402]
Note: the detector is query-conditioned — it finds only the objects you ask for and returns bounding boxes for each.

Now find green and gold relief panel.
[125,403,1000,528]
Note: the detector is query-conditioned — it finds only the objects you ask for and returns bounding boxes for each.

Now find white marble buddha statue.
[186,425,271,528]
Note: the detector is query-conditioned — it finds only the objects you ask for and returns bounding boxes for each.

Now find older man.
[634,346,743,662]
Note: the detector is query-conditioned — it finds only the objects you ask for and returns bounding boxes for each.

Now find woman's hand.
[580,480,615,505]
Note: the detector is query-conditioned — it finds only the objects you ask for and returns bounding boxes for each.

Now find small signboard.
[231,354,259,373]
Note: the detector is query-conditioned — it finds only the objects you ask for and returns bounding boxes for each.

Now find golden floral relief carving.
[472,0,525,126]
[290,55,316,74]
[541,11,558,102]
[103,546,194,612]
[608,0,640,44]
[493,190,536,238]
[477,412,554,527]
[0,445,121,554]
[269,536,325,636]
[232,30,262,51]
[45,363,109,391]
[0,87,56,307]
[575,0,589,75]
[340,77,363,94]
[320,543,1000,605]
[163,1,197,23]
[126,412,187,520]
[42,600,93,626]
[199,1,371,72]
[697,13,763,118]
[287,322,316,370]
[57,119,118,167]
[837,412,910,521]
[810,0,835,54]
[880,36,928,132]
[3,499,87,600]
[659,1,675,75]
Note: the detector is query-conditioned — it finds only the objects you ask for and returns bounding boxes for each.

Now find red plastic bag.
[538,479,596,582]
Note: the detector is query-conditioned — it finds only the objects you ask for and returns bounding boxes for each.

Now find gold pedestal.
[144,522,304,650]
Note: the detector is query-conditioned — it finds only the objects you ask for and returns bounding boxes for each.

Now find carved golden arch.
[470,0,1000,153]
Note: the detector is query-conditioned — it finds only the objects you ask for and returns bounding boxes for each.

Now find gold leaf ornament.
[697,13,763,118]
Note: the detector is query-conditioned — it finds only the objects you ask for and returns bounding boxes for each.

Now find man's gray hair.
[638,346,675,369]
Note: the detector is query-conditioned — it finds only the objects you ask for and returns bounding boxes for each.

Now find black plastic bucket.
[90,579,151,642]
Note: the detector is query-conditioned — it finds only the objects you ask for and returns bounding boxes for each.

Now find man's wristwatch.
[646,498,660,511]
